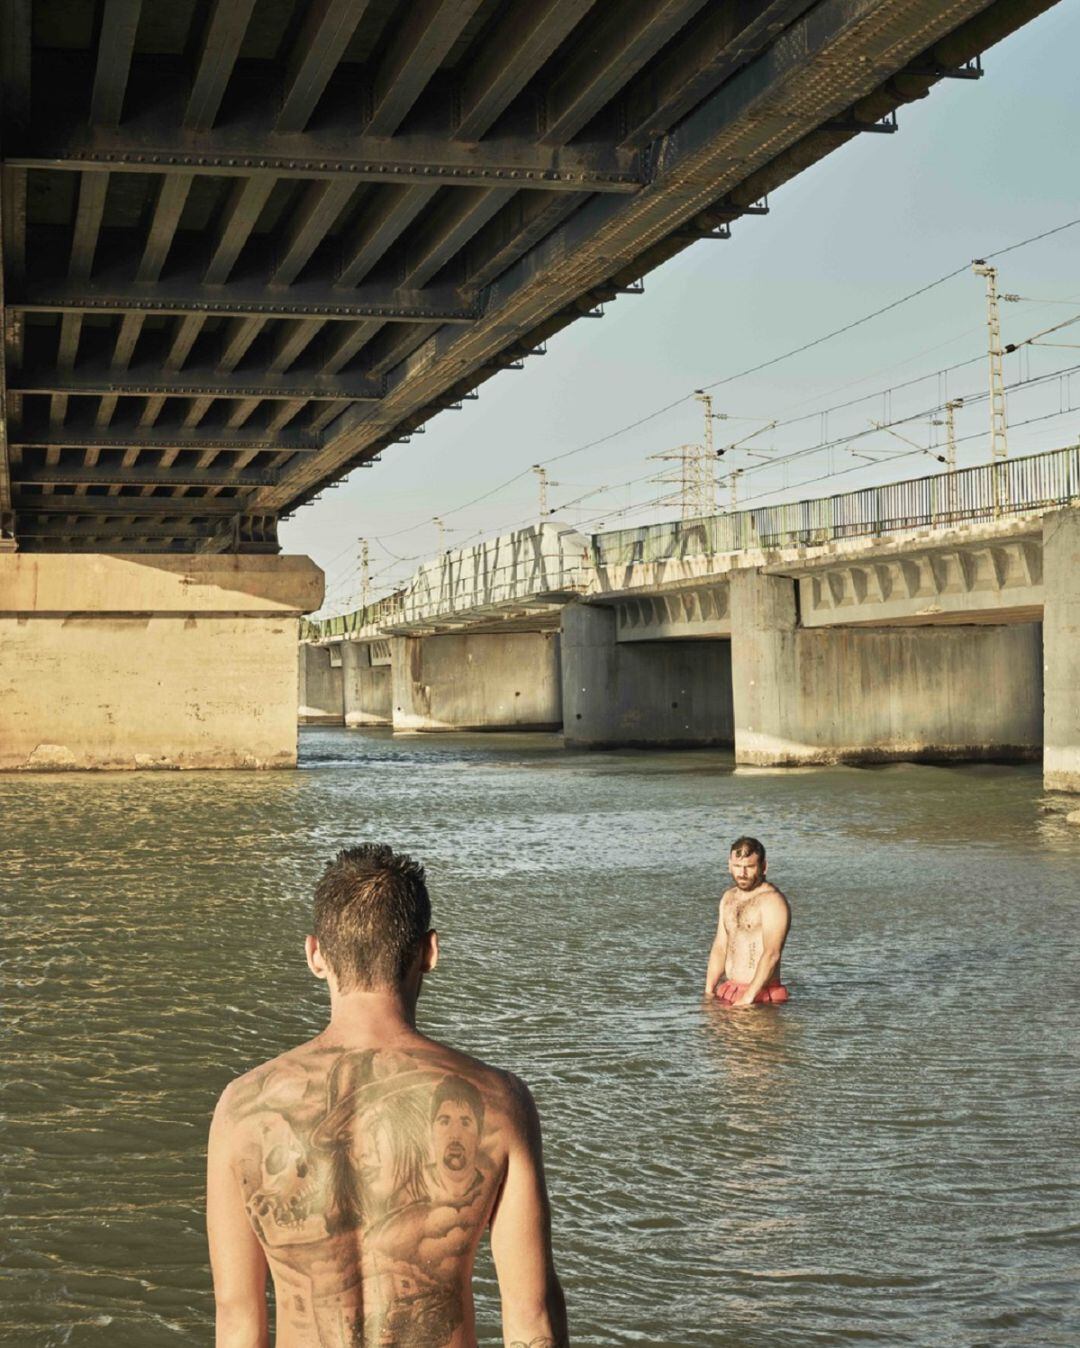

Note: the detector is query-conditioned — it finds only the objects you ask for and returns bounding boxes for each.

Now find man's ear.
[420,929,439,975]
[305,934,329,981]
[762,858,768,875]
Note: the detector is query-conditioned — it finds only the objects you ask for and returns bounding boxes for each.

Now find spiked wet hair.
[313,844,431,991]
[730,836,766,864]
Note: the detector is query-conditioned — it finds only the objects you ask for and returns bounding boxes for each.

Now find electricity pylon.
[972,261,1009,461]
[532,465,559,521]
[358,538,370,609]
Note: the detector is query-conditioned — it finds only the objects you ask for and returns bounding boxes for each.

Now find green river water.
[3,728,1079,1345]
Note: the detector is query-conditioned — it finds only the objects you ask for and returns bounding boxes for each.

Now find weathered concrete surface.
[1043,508,1080,792]
[342,641,391,727]
[561,603,734,748]
[0,554,323,770]
[391,631,561,732]
[299,644,344,726]
[729,571,1042,766]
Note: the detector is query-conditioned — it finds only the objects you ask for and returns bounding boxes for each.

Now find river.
[3,728,1078,1346]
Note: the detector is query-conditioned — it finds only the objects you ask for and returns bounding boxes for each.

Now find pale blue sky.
[281,1,1080,617]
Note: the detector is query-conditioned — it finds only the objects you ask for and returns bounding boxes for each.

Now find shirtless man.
[207,844,568,1348]
[704,836,791,1008]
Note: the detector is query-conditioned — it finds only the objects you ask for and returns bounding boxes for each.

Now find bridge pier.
[561,604,734,748]
[1,553,322,770]
[390,631,562,732]
[298,644,344,726]
[1043,509,1080,792]
[342,640,392,727]
[729,571,1042,767]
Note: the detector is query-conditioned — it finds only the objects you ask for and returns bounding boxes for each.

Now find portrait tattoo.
[228,1047,500,1347]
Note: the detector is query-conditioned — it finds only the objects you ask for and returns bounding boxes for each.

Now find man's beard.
[442,1143,468,1173]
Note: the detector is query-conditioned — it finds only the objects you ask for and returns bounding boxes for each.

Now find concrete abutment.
[728,570,1043,767]
[1043,509,1080,791]
[2,553,323,770]
[390,631,562,732]
[342,641,392,727]
[560,603,735,748]
[298,644,344,725]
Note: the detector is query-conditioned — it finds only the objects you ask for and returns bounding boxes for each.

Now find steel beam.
[13,493,247,516]
[10,426,319,452]
[277,0,371,134]
[11,279,477,323]
[539,0,711,146]
[455,0,599,140]
[90,0,143,126]
[11,368,383,402]
[366,0,487,138]
[206,176,277,283]
[0,0,31,135]
[15,466,277,487]
[267,0,1034,515]
[618,0,819,150]
[14,519,270,541]
[185,0,258,132]
[16,465,278,488]
[14,124,640,193]
[0,167,12,523]
[337,185,439,287]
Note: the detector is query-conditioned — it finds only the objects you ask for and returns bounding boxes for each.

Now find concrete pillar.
[298,644,344,725]
[0,553,323,770]
[342,640,392,727]
[1043,507,1080,791]
[391,631,561,732]
[729,569,1042,765]
[561,603,734,748]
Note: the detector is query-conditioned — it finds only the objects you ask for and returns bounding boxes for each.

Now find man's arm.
[704,897,729,998]
[207,1088,269,1348]
[490,1075,568,1348]
[732,891,791,1007]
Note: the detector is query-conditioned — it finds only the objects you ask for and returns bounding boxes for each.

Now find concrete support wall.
[0,554,323,770]
[729,571,1042,765]
[298,645,344,725]
[342,641,391,727]
[561,603,734,748]
[391,631,561,732]
[1043,508,1080,791]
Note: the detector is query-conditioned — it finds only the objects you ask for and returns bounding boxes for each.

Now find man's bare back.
[207,846,566,1348]
[704,838,792,1007]
[211,1033,534,1347]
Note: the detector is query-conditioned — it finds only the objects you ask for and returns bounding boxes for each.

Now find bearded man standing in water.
[207,844,568,1348]
[704,836,791,1007]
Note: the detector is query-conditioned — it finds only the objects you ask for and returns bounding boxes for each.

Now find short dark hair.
[313,844,430,991]
[430,1074,485,1137]
[730,836,766,863]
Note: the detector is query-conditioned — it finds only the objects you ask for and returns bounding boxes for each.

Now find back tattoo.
[225,1045,507,1347]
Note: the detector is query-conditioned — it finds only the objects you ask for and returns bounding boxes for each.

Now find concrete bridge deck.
[302,444,1080,790]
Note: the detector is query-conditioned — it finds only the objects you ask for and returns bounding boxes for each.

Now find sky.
[279,1,1080,619]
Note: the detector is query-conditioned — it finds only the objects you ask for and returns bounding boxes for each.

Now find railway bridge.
[300,447,1080,793]
[0,0,1065,768]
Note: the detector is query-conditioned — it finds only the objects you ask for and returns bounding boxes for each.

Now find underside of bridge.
[0,0,1061,554]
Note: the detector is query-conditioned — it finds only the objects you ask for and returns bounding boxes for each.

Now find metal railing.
[592,444,1080,567]
[301,590,406,642]
[302,523,592,642]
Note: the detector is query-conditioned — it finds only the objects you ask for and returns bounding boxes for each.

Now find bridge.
[299,446,1080,792]
[0,0,1066,770]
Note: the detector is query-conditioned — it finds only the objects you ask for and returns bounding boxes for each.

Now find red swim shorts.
[715,979,789,1005]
